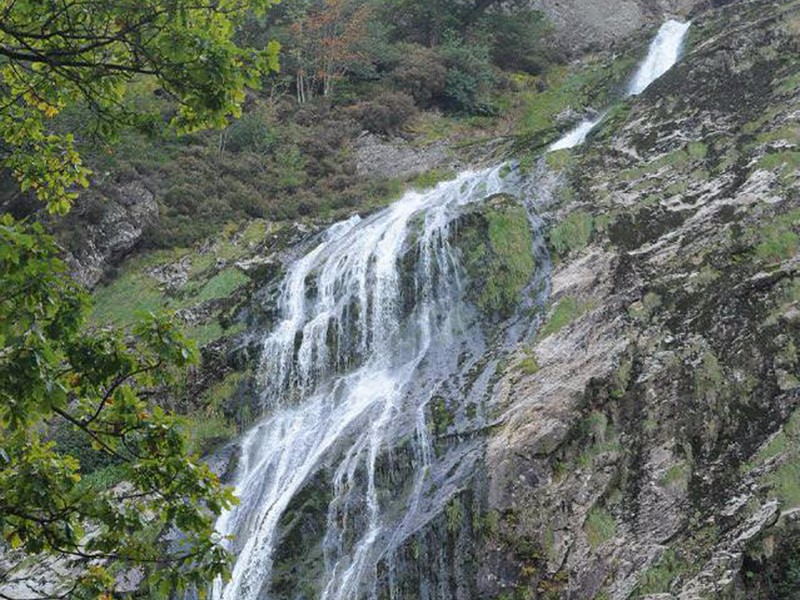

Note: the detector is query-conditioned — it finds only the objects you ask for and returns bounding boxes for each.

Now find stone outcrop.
[528,0,719,55]
[65,181,158,289]
[479,0,800,597]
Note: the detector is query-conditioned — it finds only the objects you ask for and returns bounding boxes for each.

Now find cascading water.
[549,18,691,151]
[211,18,690,600]
[211,164,554,600]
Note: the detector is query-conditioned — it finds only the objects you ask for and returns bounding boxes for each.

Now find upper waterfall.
[549,18,690,151]
[628,19,692,96]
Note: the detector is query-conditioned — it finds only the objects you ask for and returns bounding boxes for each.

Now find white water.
[211,165,537,600]
[548,112,607,151]
[628,19,692,96]
[549,18,690,151]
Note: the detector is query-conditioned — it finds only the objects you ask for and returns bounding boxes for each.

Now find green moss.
[584,507,616,548]
[694,351,724,400]
[430,397,455,436]
[458,198,536,318]
[634,549,689,596]
[195,268,249,303]
[549,211,594,257]
[688,142,709,160]
[755,209,800,263]
[538,296,586,339]
[410,168,457,190]
[519,352,540,375]
[629,291,662,320]
[545,149,573,172]
[661,462,691,492]
[757,151,800,176]
[446,497,465,534]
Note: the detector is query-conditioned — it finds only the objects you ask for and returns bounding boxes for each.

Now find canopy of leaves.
[0,0,281,213]
[0,215,237,597]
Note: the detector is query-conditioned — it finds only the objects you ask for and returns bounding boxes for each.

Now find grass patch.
[661,462,691,492]
[755,208,800,263]
[518,351,540,375]
[538,296,586,339]
[584,507,616,548]
[91,265,167,326]
[774,460,800,508]
[549,211,594,257]
[196,267,249,303]
[457,197,536,318]
[634,549,689,597]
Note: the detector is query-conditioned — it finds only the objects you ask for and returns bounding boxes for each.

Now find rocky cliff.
[479,0,800,597]
[529,0,723,55]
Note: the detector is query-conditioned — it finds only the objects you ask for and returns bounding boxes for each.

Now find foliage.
[549,211,595,257]
[0,216,236,597]
[353,91,418,134]
[290,0,373,101]
[538,297,586,339]
[439,36,497,115]
[390,44,448,108]
[0,0,281,214]
[584,506,616,548]
[457,199,536,319]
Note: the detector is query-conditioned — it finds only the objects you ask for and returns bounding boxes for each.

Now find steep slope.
[482,1,800,598]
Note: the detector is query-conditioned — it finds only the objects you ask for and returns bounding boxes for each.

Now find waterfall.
[549,18,691,151]
[211,163,554,600]
[628,19,692,96]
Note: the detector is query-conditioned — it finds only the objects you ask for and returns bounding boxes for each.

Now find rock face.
[354,132,462,180]
[529,0,714,55]
[65,181,158,288]
[477,0,800,598]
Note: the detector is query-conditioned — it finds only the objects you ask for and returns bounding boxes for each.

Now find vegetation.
[0,1,282,595]
[538,296,587,340]
[457,197,536,318]
[584,506,616,548]
[549,211,595,257]
[0,218,236,596]
[634,549,689,596]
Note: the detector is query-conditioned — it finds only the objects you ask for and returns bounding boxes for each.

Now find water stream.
[211,18,691,600]
[212,163,556,600]
[549,19,691,151]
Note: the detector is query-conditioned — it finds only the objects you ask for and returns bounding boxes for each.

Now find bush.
[226,110,277,154]
[482,10,551,75]
[391,44,448,108]
[439,37,497,115]
[354,92,418,134]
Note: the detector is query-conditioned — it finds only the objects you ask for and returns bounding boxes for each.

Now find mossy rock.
[453,194,536,320]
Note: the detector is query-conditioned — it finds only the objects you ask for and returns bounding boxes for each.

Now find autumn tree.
[290,0,372,102]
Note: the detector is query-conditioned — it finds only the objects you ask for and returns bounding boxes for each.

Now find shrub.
[483,10,551,75]
[440,36,497,115]
[354,92,418,134]
[226,110,277,154]
[391,44,448,108]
